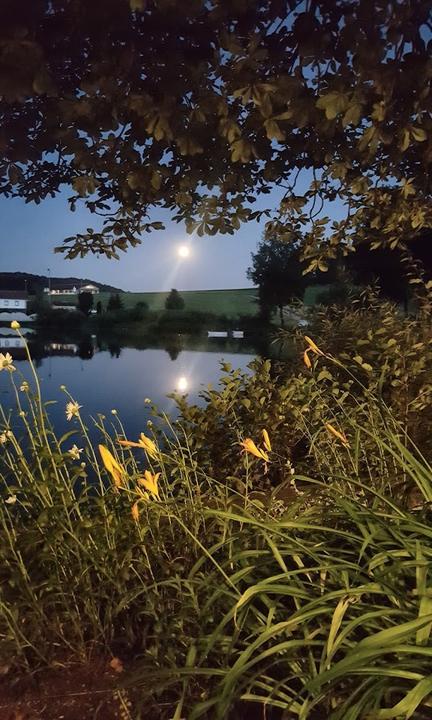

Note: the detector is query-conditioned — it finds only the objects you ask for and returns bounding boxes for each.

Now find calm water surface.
[0,333,267,440]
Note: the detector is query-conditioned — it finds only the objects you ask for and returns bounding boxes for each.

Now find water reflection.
[176,376,189,392]
[0,329,280,441]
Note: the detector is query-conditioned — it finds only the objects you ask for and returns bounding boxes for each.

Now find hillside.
[0,272,122,294]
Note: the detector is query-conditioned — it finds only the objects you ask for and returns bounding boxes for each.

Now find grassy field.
[49,285,332,318]
[54,288,260,317]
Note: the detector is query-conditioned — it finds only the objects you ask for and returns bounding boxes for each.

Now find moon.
[178,245,190,258]
[176,376,188,392]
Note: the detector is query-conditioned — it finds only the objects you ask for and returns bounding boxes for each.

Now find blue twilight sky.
[0,190,276,292]
[0,180,345,291]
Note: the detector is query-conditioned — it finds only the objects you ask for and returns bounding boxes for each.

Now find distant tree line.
[248,229,432,322]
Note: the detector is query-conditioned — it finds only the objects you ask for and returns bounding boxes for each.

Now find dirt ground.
[0,659,128,720]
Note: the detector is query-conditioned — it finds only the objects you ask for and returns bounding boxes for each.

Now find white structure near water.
[0,291,27,311]
[44,282,99,296]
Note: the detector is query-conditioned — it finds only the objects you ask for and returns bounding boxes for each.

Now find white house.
[44,282,100,296]
[0,291,27,311]
[79,284,99,295]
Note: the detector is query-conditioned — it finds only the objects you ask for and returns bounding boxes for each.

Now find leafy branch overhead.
[1,0,432,259]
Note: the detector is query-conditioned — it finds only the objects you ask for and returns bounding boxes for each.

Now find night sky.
[0,179,344,291]
[0,190,272,292]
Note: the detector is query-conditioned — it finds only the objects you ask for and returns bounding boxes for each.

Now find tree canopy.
[165,288,185,310]
[1,0,432,265]
[77,291,94,315]
[247,237,307,323]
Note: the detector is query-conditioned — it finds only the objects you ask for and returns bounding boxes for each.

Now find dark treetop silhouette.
[1,0,431,272]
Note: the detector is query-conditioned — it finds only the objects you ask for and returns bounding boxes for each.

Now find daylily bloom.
[131,501,140,522]
[66,401,82,421]
[325,423,350,448]
[303,349,312,369]
[10,320,20,330]
[262,429,272,453]
[68,444,83,461]
[304,336,324,356]
[0,353,15,372]
[138,470,160,498]
[118,432,158,458]
[240,438,269,462]
[98,444,125,488]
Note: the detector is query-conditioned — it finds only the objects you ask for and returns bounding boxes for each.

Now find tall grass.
[0,327,431,718]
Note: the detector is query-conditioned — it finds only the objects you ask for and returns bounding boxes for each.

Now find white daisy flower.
[0,353,15,372]
[66,401,82,421]
[68,444,83,460]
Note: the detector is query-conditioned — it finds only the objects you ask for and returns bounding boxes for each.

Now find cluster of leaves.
[1,0,432,260]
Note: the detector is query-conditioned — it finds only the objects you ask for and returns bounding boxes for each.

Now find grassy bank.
[52,287,260,317]
[1,304,432,719]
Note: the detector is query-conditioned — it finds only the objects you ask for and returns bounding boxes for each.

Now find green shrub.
[165,288,185,310]
[156,309,217,333]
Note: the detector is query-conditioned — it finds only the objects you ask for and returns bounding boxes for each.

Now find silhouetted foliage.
[107,293,124,312]
[1,1,430,266]
[77,292,94,316]
[247,239,307,326]
[165,289,185,311]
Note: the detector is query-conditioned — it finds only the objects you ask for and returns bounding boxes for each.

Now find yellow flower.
[138,470,160,498]
[139,433,158,457]
[131,501,140,522]
[10,320,20,330]
[325,423,350,448]
[118,432,158,458]
[304,335,324,356]
[98,444,125,488]
[303,349,312,369]
[262,429,272,452]
[0,353,15,372]
[240,438,269,462]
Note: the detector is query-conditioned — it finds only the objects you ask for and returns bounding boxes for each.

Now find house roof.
[0,290,28,299]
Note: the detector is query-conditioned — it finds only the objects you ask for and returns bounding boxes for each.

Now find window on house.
[4,300,9,306]
[15,300,19,307]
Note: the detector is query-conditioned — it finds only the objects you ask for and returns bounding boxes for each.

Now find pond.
[0,330,281,442]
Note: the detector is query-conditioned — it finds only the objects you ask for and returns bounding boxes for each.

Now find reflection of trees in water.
[163,336,184,361]
[78,337,94,360]
[108,342,121,359]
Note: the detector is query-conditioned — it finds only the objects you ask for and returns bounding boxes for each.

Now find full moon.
[178,245,190,258]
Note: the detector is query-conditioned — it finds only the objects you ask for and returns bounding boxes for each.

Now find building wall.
[0,299,27,310]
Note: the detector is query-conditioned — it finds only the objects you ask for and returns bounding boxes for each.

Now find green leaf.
[372,675,432,719]
[130,0,146,10]
[411,127,427,142]
[316,92,349,120]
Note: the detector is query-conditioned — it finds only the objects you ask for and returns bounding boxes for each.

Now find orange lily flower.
[98,444,125,488]
[240,438,269,462]
[138,470,160,498]
[118,432,158,458]
[325,423,350,448]
[131,501,140,522]
[262,429,272,452]
[303,349,312,369]
[304,335,324,356]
